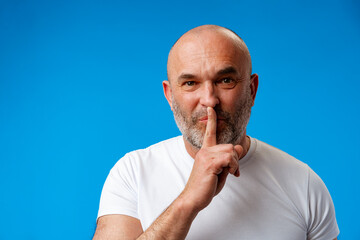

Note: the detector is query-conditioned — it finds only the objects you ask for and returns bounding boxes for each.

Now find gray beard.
[172,87,253,149]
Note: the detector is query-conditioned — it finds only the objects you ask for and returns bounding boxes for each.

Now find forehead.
[168,32,250,79]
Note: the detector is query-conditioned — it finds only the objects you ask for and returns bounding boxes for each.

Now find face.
[172,86,253,149]
[164,31,258,149]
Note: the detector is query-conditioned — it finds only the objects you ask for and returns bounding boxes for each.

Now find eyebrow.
[178,73,196,81]
[216,66,238,76]
[177,66,238,83]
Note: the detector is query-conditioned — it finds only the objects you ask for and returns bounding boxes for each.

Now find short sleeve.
[307,168,339,240]
[97,154,139,220]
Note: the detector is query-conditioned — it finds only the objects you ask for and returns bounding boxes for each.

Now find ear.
[162,80,173,110]
[250,74,259,106]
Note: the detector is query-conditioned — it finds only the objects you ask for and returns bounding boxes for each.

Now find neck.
[183,132,251,159]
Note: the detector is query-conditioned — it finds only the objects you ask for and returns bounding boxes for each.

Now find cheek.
[218,90,240,109]
[218,88,250,115]
[175,92,200,111]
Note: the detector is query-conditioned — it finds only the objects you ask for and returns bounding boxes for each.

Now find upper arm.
[307,168,339,239]
[93,214,143,240]
[96,155,141,239]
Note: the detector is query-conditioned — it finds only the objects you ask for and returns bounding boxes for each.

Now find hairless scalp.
[167,25,252,83]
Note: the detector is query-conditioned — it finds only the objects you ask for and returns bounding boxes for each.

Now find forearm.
[138,193,198,240]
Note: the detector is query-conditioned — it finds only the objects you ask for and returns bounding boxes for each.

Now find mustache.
[191,107,232,123]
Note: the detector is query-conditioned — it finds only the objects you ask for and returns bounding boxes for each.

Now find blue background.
[1,0,359,239]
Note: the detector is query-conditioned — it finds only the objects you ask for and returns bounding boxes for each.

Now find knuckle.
[229,157,238,166]
[224,152,232,161]
[233,161,239,169]
[224,144,234,151]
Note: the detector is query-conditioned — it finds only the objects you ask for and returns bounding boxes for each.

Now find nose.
[199,82,219,108]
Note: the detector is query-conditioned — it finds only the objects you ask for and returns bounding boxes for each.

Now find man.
[93,25,339,240]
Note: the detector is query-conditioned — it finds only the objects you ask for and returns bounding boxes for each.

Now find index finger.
[202,107,217,148]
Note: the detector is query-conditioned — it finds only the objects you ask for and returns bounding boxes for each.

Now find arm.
[93,215,143,240]
[137,193,198,239]
[93,107,242,240]
[93,196,195,240]
[307,168,339,240]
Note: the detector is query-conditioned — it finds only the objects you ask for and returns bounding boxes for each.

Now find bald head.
[167,25,252,83]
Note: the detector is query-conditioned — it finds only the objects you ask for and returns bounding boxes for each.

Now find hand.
[180,107,243,212]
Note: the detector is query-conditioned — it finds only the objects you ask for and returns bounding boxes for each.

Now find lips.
[198,116,225,122]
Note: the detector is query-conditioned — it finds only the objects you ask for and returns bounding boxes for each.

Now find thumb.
[234,145,244,160]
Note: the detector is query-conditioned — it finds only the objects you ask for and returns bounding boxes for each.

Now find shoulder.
[111,136,183,173]
[252,138,332,194]
[248,138,311,215]
[127,136,182,159]
[97,136,184,220]
[252,138,310,174]
[250,138,339,239]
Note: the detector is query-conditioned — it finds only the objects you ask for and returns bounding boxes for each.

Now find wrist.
[173,193,200,222]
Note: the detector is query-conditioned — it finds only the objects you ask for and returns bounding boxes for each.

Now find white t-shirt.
[98,136,339,240]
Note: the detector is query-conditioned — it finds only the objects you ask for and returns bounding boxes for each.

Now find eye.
[180,80,199,91]
[185,81,196,86]
[217,77,237,88]
[221,78,233,84]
